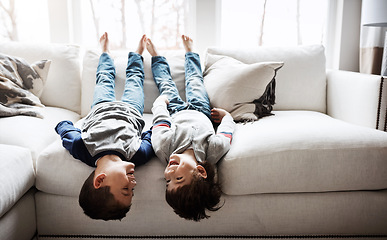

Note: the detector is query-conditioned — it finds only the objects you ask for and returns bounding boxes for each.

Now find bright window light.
[221,0,328,47]
[0,0,49,43]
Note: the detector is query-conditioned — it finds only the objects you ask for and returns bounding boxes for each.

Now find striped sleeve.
[218,131,233,143]
[153,120,171,129]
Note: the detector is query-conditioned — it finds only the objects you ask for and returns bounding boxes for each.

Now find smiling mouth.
[168,160,179,166]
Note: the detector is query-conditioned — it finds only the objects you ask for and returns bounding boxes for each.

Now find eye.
[176,177,182,180]
[122,188,130,196]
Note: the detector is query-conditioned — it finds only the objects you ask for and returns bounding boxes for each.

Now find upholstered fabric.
[36,190,387,236]
[204,53,283,121]
[0,107,80,163]
[0,189,36,240]
[206,45,326,113]
[327,70,387,130]
[218,111,387,195]
[0,144,34,218]
[0,42,82,113]
[81,50,187,117]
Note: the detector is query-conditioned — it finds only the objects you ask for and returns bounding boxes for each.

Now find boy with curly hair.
[147,35,235,221]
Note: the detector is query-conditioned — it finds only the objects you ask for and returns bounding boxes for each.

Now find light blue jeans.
[151,52,211,119]
[91,52,145,115]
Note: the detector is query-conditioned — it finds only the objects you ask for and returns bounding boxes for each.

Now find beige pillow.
[204,54,283,121]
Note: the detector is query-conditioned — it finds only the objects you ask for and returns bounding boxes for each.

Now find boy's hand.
[211,108,230,123]
[154,95,169,105]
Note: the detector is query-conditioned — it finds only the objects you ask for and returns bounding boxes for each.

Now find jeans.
[91,52,145,115]
[151,52,211,119]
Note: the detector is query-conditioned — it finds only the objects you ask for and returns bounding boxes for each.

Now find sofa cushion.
[205,45,326,113]
[0,42,82,113]
[204,53,283,121]
[0,189,36,240]
[0,144,34,218]
[0,107,80,163]
[81,50,186,117]
[219,111,387,195]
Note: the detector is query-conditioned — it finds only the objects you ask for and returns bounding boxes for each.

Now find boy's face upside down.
[94,159,137,208]
[164,149,207,191]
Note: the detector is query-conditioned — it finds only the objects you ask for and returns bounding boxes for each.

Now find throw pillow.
[0,53,51,118]
[204,54,283,122]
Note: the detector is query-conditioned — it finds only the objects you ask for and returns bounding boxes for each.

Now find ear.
[93,173,107,189]
[196,165,207,179]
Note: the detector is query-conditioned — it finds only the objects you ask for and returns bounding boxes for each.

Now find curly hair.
[165,161,223,221]
[79,170,130,221]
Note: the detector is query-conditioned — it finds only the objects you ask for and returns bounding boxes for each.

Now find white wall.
[192,0,221,56]
[325,0,362,72]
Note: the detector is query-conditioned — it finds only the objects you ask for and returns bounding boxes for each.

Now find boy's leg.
[91,33,116,108]
[121,52,145,115]
[91,53,116,108]
[147,38,187,114]
[121,34,147,115]
[183,35,211,119]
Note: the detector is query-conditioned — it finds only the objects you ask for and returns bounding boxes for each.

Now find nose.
[164,168,175,178]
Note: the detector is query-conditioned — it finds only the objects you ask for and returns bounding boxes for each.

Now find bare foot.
[100,32,110,53]
[146,38,159,57]
[181,35,193,53]
[136,34,147,55]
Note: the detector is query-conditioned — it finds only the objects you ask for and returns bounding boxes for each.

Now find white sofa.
[0,41,387,240]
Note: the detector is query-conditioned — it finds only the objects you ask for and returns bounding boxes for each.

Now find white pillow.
[204,54,283,121]
[206,45,327,113]
[0,42,82,113]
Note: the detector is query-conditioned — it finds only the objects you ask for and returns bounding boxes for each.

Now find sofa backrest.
[0,42,82,114]
[81,49,187,116]
[205,45,327,113]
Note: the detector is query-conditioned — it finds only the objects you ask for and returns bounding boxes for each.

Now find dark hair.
[79,170,130,221]
[165,161,223,221]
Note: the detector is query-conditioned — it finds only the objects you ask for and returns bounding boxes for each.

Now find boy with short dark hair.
[55,32,154,221]
[147,35,235,221]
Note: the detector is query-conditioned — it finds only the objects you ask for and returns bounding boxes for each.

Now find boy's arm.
[207,113,236,164]
[130,129,155,166]
[151,97,174,163]
[55,120,94,167]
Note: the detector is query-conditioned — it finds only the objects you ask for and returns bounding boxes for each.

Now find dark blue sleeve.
[55,121,95,167]
[130,129,155,167]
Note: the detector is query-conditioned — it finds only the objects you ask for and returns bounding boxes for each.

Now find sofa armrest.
[327,69,386,131]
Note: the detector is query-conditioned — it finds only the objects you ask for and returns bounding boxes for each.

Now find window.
[0,0,189,50]
[79,0,189,50]
[0,0,50,43]
[221,0,329,47]
[1,0,329,49]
